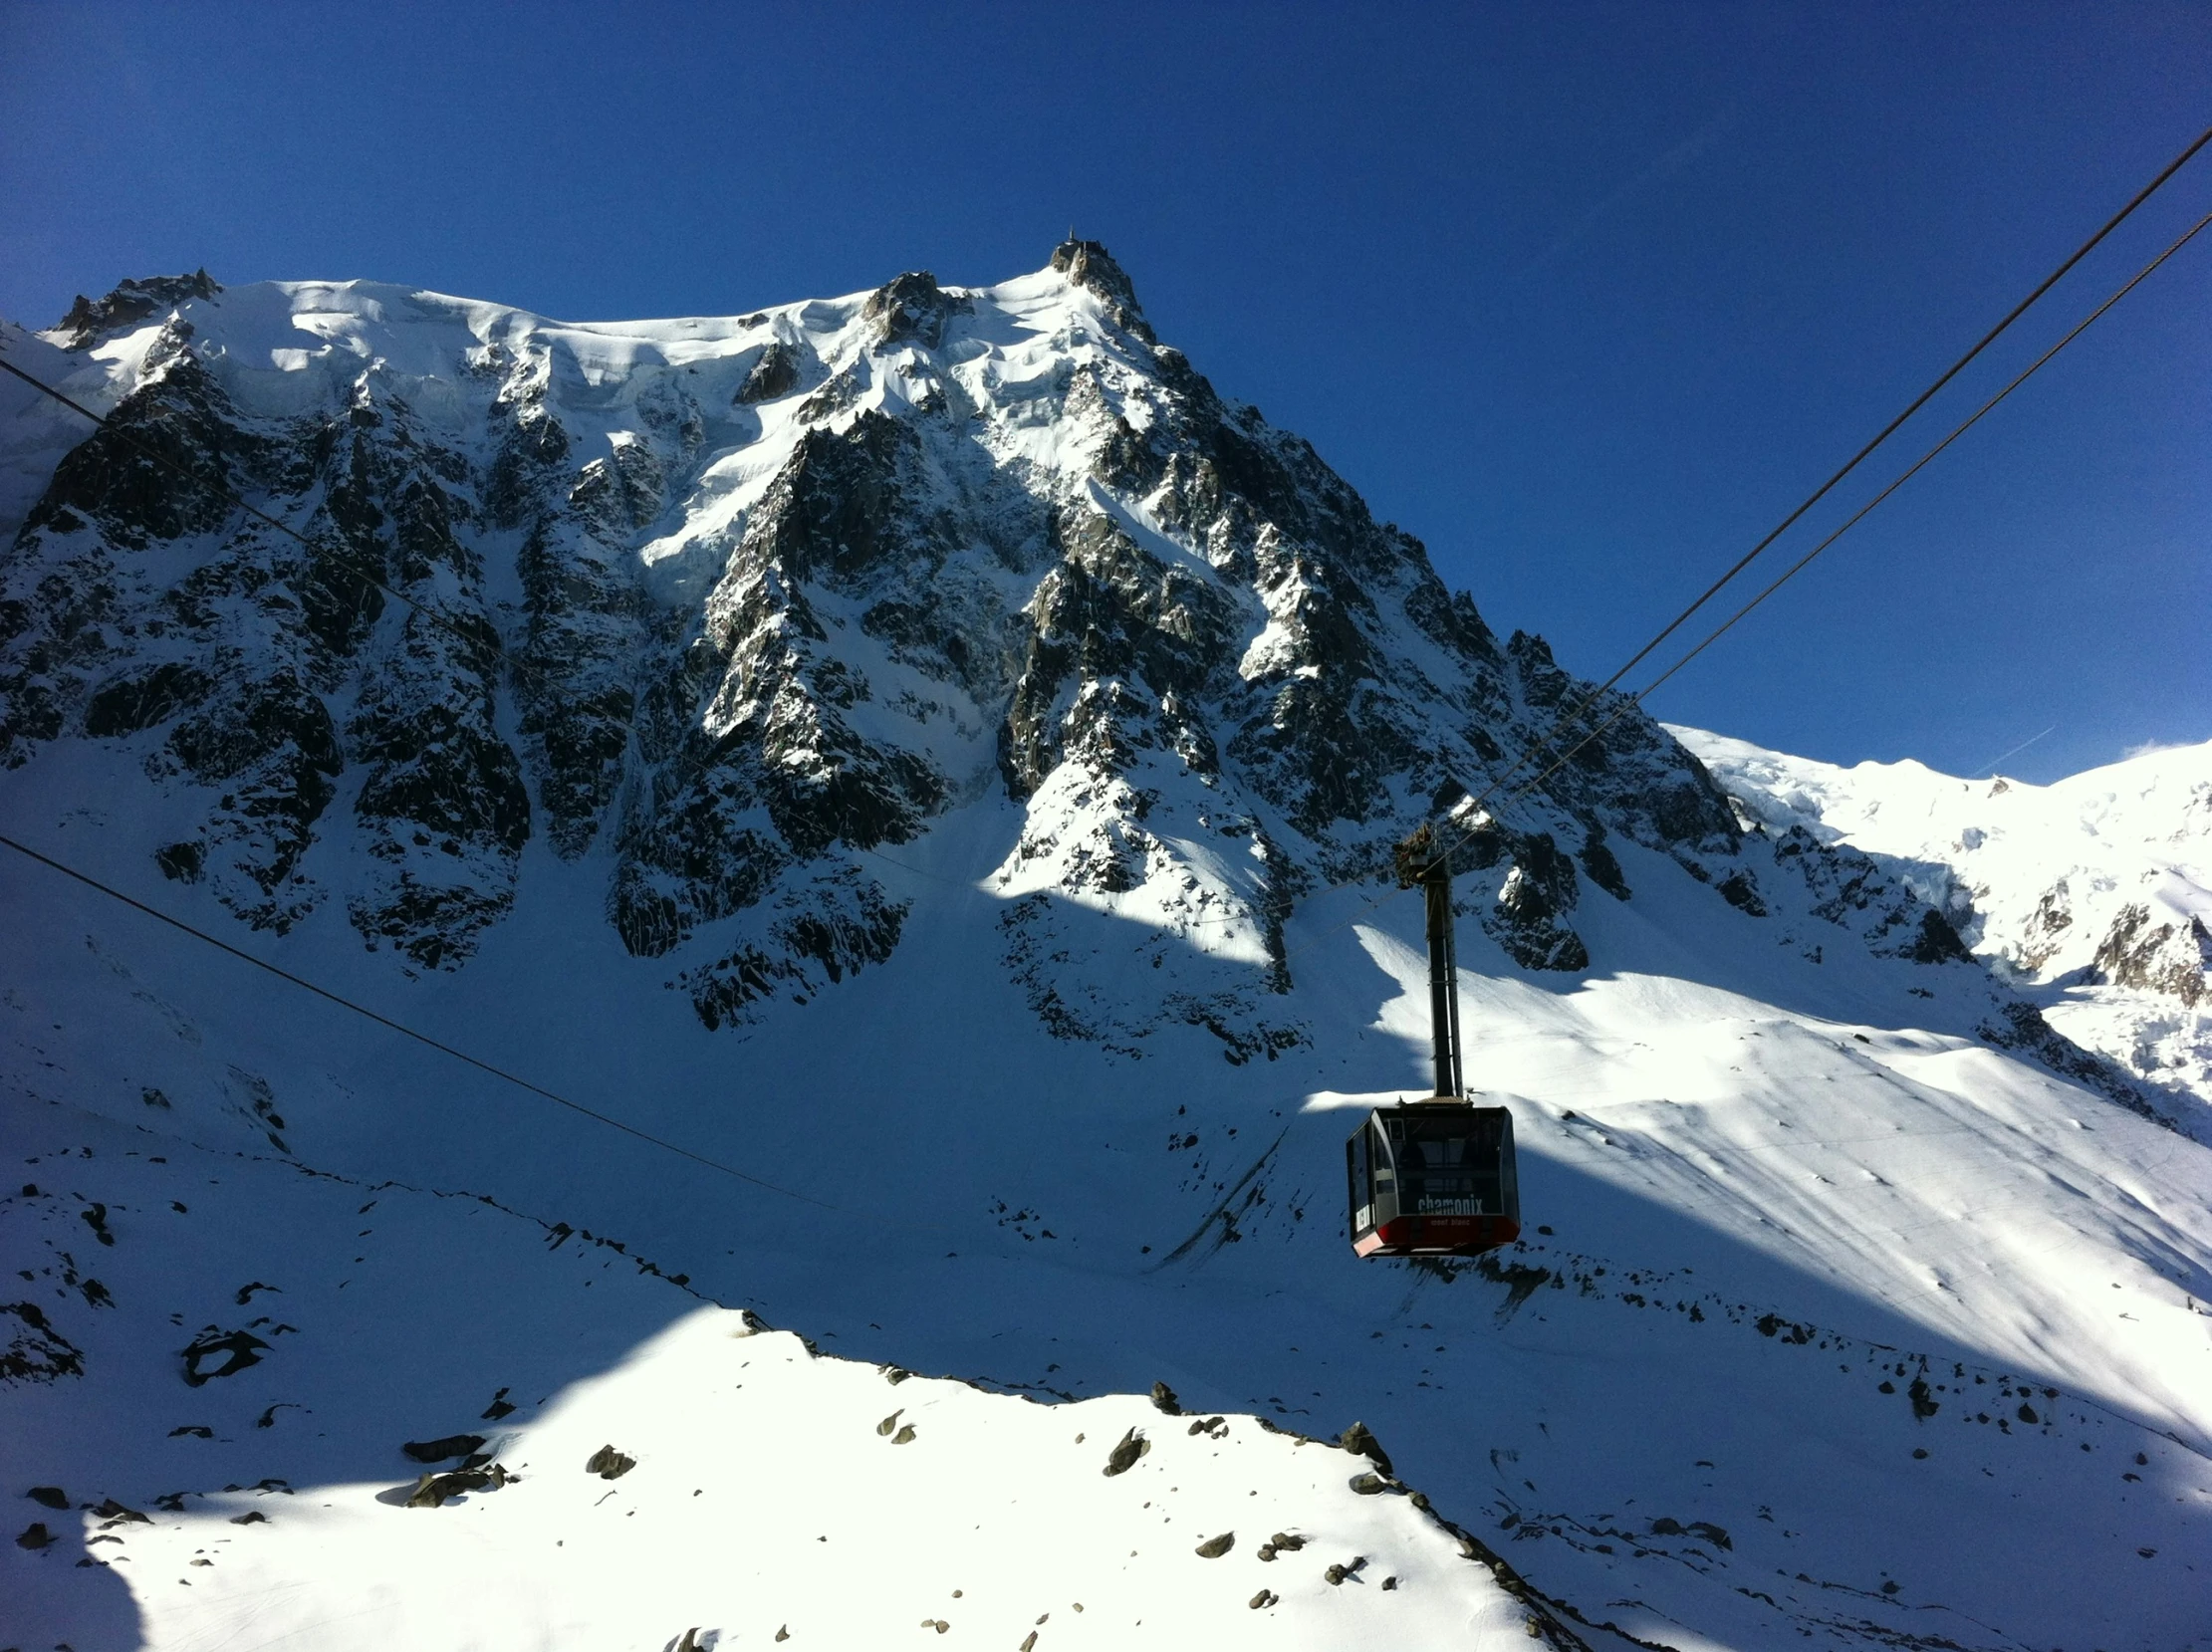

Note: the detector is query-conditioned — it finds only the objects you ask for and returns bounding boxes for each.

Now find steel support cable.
[1272,199,2212,971]
[0,829,833,1210]
[1620,206,2212,707]
[1047,126,2212,946]
[1461,120,2212,810]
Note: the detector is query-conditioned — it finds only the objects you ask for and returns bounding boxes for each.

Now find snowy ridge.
[2,252,2209,1649]
[4,1110,1549,1650]
[1675,725,2212,1114]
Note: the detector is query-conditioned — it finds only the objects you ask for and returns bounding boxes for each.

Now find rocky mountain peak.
[1050,239,1150,340]
[47,270,222,351]
[0,251,2153,1111]
[862,270,970,350]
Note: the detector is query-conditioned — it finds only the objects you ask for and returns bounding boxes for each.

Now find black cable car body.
[1347,825,1522,1259]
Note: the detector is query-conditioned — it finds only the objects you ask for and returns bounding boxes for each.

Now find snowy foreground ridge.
[2,250,2208,1650]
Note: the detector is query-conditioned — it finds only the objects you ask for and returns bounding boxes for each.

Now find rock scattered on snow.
[180,1326,269,1386]
[402,1432,486,1463]
[1102,1427,1150,1476]
[1339,1419,1393,1476]
[585,1443,635,1480]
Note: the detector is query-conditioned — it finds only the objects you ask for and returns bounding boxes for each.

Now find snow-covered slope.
[4,252,2209,1651]
[1676,726,2212,1114]
[5,1106,1538,1650]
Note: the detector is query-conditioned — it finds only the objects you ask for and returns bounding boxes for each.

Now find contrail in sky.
[1971,725,2056,780]
[1514,108,1737,284]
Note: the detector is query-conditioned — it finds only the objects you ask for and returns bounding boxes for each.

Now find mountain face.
[5,253,2209,1652]
[1677,727,2212,1112]
[0,248,1751,1034]
[0,243,2162,1090]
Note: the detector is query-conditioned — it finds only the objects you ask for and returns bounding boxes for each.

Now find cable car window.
[1385,1115,1505,1215]
[1347,1125,1372,1234]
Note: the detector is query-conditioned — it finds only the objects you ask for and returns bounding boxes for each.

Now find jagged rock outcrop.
[49,271,221,352]
[2091,904,2210,1007]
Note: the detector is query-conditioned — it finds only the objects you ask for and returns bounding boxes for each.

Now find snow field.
[1,1104,1530,1652]
[1673,725,2212,1109]
[4,254,2210,1649]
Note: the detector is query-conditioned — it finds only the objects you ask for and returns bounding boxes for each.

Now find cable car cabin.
[1348,1101,1520,1258]
[1346,823,1526,1259]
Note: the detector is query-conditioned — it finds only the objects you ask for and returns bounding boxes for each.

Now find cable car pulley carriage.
[1347,824,1522,1259]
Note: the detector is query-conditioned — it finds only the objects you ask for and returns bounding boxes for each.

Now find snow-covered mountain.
[1677,727,2212,1113]
[3,250,2208,1651]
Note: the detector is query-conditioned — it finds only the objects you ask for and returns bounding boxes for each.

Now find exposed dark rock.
[862,271,969,351]
[154,840,205,882]
[85,662,212,738]
[586,1443,635,1480]
[1339,1421,1394,1477]
[1578,827,1631,900]
[27,1486,68,1509]
[1051,241,1153,342]
[402,1433,487,1464]
[1454,815,1589,971]
[50,272,221,350]
[16,1521,52,1549]
[1900,908,1972,964]
[1149,1380,1182,1415]
[737,342,802,404]
[1194,1531,1235,1557]
[1716,869,1767,917]
[2092,904,2209,1006]
[180,1326,269,1386]
[1102,1427,1150,1476]
[407,1463,510,1507]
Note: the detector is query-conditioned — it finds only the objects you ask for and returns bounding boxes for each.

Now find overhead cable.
[1278,196,2212,968]
[1473,120,2212,809]
[0,354,532,689]
[0,830,832,1209]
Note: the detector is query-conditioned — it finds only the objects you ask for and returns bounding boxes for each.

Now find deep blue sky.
[4,2,2207,782]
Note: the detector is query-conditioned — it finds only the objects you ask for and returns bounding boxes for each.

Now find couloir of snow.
[3,262,2210,1649]
[1675,725,2212,1113]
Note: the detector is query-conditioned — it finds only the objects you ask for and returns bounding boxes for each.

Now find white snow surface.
[1,265,2209,1650]
[1675,725,2212,1112]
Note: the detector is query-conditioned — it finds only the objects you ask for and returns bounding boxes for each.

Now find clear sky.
[3,1,2206,783]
